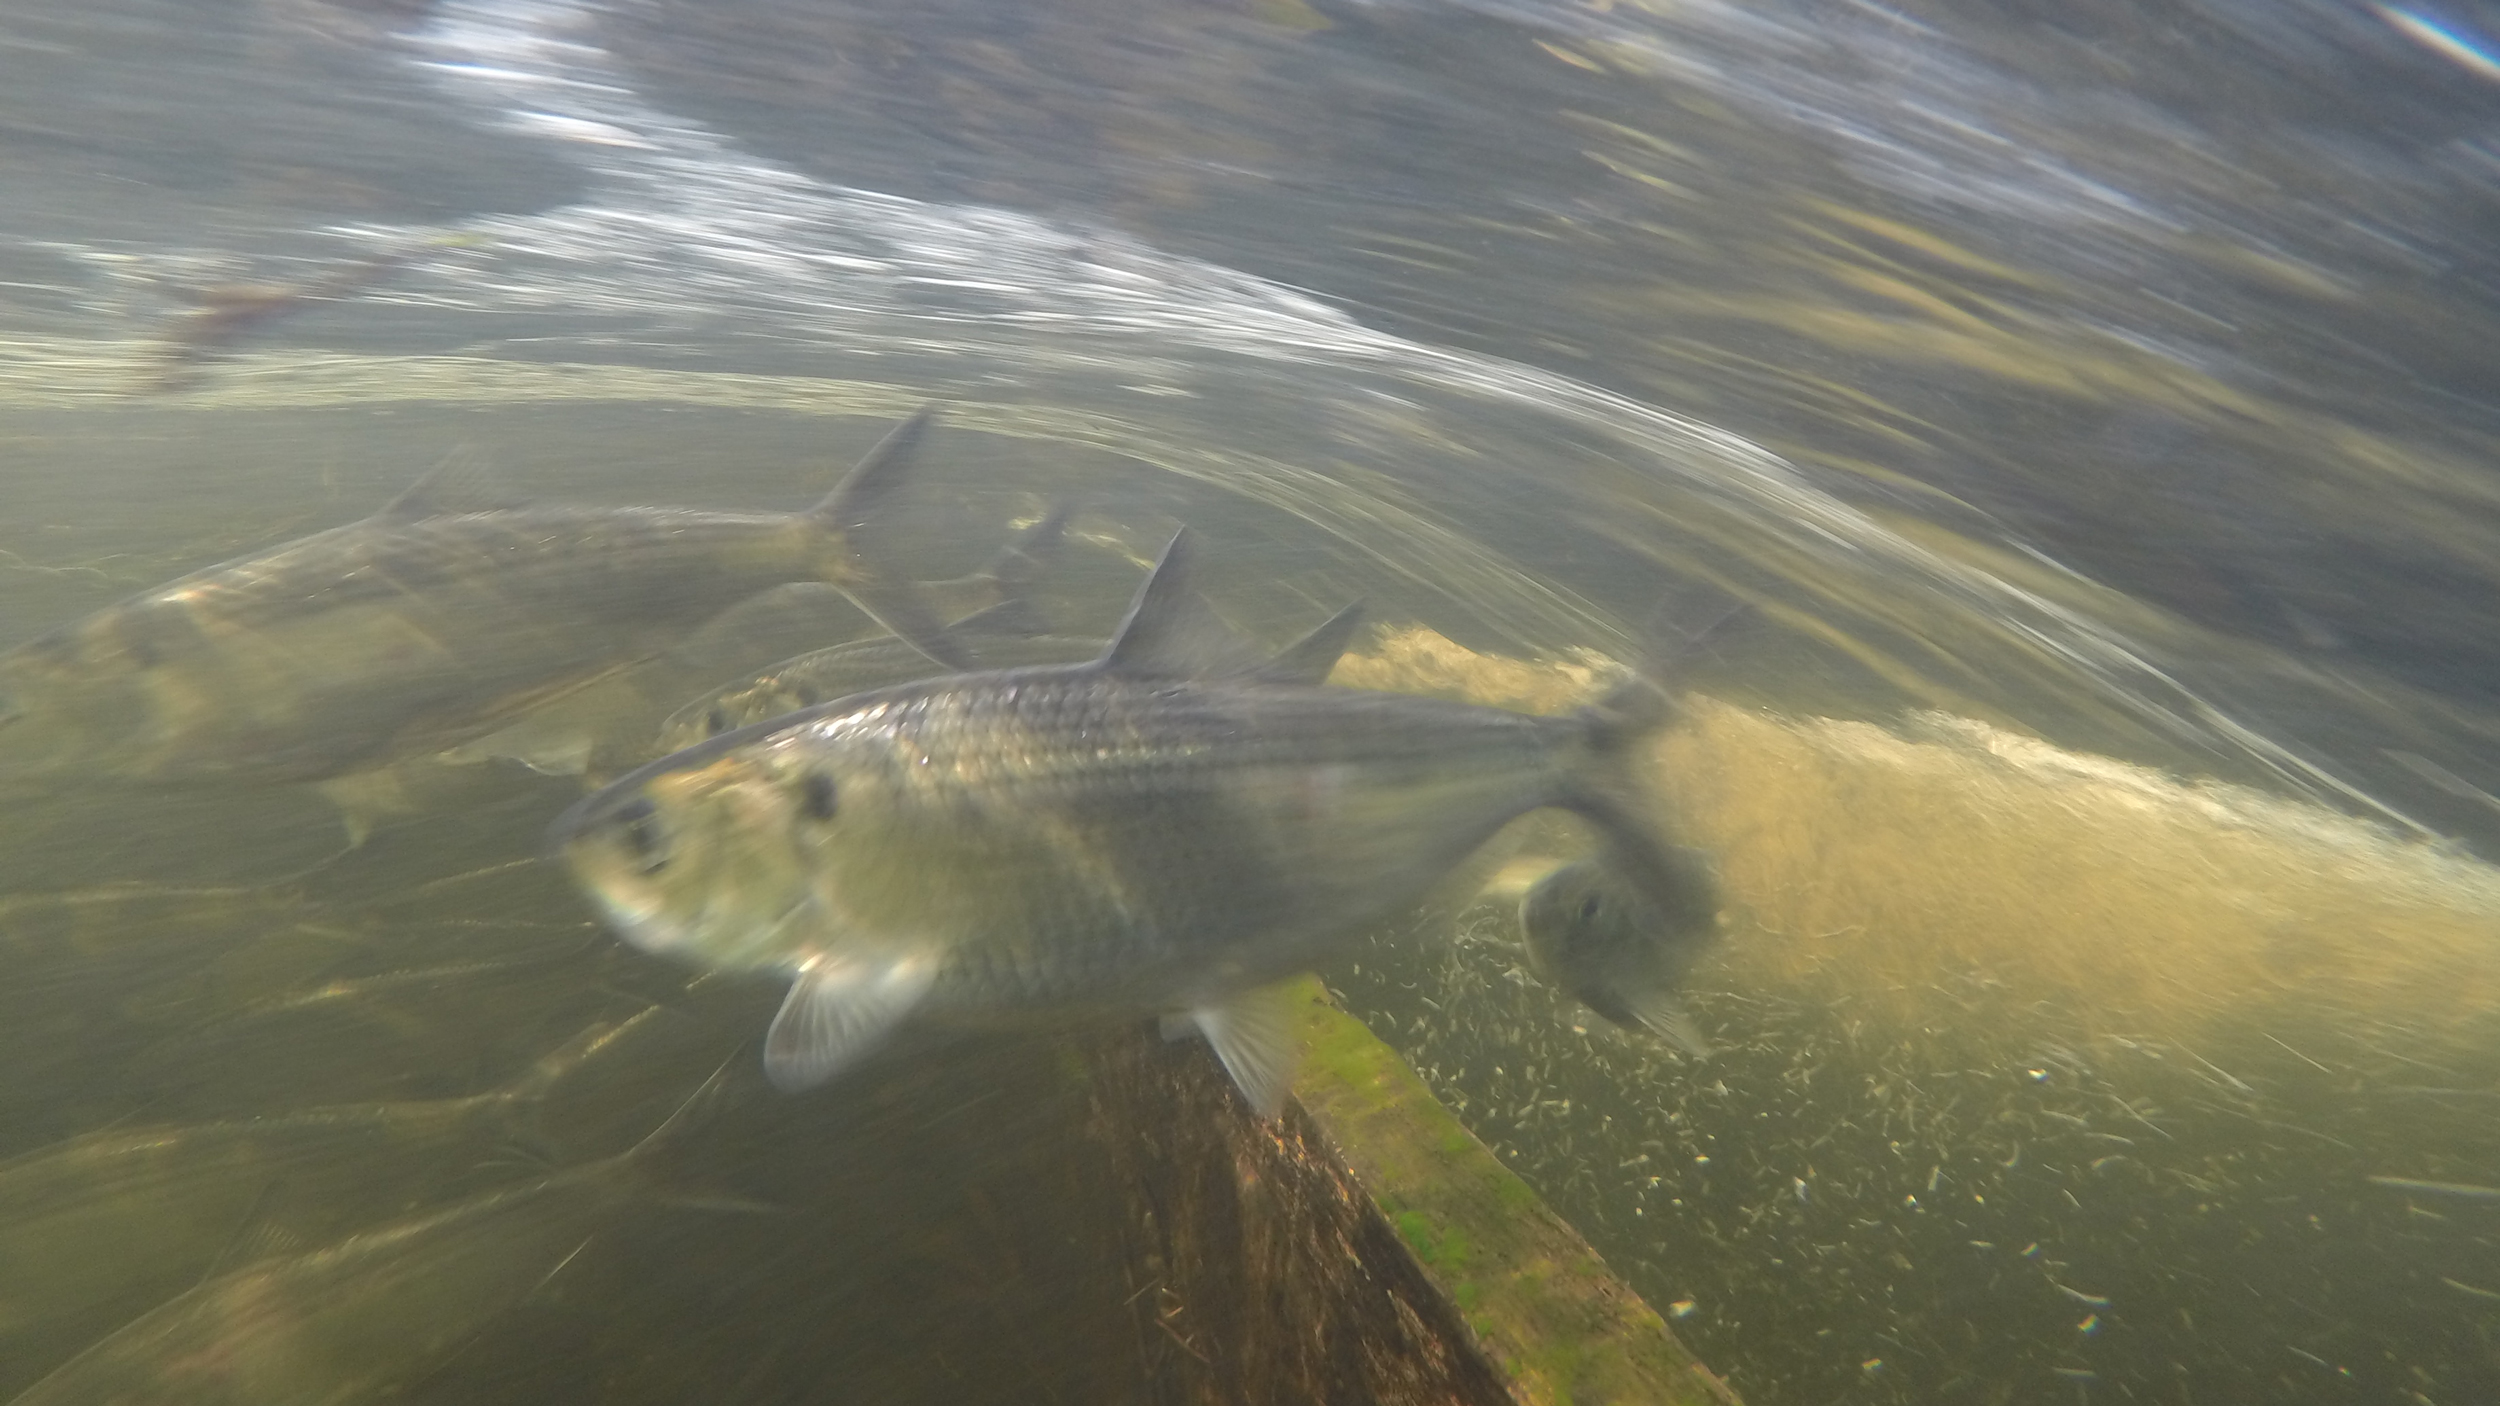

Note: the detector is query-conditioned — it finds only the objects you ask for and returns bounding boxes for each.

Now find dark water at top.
[1,0,2497,1402]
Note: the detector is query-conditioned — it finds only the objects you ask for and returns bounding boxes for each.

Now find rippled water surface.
[2,0,2498,1401]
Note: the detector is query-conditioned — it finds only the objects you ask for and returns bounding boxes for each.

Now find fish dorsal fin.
[1177,982,1304,1117]
[809,405,935,530]
[1100,527,1201,674]
[375,444,516,520]
[1246,601,1365,686]
[762,951,938,1091]
[1097,528,1257,677]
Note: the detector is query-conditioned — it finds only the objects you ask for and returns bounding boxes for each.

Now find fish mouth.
[555,796,695,956]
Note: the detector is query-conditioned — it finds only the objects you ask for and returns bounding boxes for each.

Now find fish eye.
[704,707,730,737]
[1578,894,1603,921]
[798,771,837,822]
[610,797,668,873]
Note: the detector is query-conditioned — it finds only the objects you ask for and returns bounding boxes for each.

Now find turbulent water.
[1,0,2497,1402]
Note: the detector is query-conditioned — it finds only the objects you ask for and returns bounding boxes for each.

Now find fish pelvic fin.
[807,406,969,671]
[1177,982,1303,1118]
[762,952,938,1092]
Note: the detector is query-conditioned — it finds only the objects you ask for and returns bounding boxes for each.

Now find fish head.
[551,720,908,973]
[1520,854,1720,1005]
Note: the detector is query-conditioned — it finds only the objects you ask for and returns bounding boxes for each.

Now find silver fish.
[552,529,1713,1115]
[0,410,963,787]
[1518,856,1720,1056]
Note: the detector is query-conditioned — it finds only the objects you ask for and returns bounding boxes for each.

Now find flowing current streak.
[401,0,2411,829]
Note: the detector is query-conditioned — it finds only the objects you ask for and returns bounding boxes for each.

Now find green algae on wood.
[1285,978,1741,1406]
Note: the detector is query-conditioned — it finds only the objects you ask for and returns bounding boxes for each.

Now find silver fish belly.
[555,530,1702,1114]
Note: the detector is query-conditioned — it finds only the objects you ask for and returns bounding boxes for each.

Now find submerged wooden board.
[1082,980,1738,1406]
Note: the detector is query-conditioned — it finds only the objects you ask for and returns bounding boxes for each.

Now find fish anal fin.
[762,953,937,1092]
[1180,982,1304,1117]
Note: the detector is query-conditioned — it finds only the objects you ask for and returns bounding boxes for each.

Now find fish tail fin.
[1573,596,1745,754]
[808,406,969,670]
[943,501,1078,639]
[1557,600,1742,943]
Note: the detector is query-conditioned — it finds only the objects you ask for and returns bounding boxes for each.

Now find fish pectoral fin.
[762,953,938,1092]
[1624,990,1714,1059]
[1180,983,1304,1118]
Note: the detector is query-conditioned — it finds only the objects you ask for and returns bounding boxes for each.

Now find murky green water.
[3,0,2498,1401]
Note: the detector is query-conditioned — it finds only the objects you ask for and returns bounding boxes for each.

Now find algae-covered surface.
[1287,979,1741,1406]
